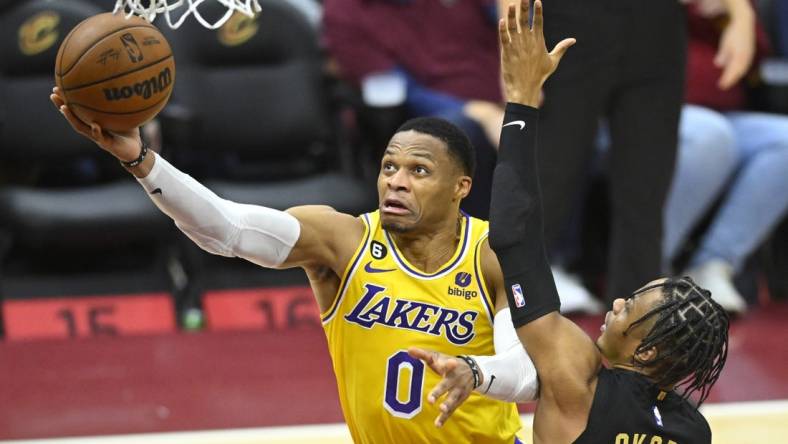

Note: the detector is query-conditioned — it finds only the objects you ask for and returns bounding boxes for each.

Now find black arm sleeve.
[488,102,560,328]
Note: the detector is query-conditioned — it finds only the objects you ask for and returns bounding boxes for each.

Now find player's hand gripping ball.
[55,12,175,132]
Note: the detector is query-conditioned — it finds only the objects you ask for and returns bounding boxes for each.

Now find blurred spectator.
[323,0,502,219]
[663,3,787,313]
[537,0,755,307]
[776,0,788,56]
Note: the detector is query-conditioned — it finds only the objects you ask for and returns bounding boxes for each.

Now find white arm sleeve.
[471,309,539,402]
[137,154,301,268]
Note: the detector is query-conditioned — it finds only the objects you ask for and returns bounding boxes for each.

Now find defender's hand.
[408,347,476,428]
[499,0,575,106]
[50,86,142,162]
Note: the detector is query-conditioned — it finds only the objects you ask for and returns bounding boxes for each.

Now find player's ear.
[634,345,658,365]
[454,175,472,201]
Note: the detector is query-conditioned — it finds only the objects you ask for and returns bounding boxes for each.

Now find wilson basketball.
[55,13,175,132]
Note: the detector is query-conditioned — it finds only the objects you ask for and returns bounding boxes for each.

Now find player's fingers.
[435,410,451,428]
[407,347,434,364]
[532,0,543,36]
[409,348,448,374]
[549,38,576,63]
[51,94,66,113]
[427,379,452,404]
[498,18,511,47]
[50,92,65,109]
[507,3,518,35]
[519,0,530,32]
[435,389,465,427]
[52,86,66,101]
[407,347,430,361]
[440,388,464,415]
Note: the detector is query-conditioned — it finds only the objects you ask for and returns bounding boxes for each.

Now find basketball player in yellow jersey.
[49,19,574,437]
[323,206,520,441]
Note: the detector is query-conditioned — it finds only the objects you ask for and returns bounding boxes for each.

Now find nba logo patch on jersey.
[512,283,525,308]
[653,405,664,427]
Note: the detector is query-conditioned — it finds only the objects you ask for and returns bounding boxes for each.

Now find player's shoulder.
[287,205,364,227]
[675,398,712,442]
[287,205,367,245]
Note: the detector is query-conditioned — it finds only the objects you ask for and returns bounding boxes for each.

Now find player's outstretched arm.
[49,87,363,279]
[489,0,600,413]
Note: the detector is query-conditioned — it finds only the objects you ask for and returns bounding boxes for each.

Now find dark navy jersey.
[573,368,711,444]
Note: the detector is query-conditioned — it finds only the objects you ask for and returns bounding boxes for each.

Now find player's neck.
[389,213,462,273]
[610,362,663,385]
[610,363,676,395]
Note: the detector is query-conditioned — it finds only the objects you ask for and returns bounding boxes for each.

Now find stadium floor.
[1,294,786,442]
[3,403,788,443]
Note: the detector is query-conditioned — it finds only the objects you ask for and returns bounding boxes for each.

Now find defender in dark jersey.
[413,1,729,443]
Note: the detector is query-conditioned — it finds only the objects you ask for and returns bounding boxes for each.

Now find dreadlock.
[625,276,729,405]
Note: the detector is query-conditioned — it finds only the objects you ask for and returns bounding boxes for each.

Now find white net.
[113,0,262,29]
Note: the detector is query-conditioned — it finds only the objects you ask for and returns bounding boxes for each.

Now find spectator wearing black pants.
[536,0,755,303]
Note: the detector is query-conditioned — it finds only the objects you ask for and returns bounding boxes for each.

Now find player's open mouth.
[382,198,411,215]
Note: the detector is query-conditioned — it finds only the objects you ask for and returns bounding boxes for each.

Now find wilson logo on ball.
[103,67,172,101]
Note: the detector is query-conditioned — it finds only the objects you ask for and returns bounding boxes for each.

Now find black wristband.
[119,140,149,168]
[457,355,481,389]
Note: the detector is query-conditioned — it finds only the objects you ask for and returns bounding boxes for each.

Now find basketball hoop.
[113,0,262,29]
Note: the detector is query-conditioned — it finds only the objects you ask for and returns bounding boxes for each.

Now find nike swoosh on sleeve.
[502,120,525,130]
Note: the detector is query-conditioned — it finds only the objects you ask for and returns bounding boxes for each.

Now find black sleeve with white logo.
[488,102,560,328]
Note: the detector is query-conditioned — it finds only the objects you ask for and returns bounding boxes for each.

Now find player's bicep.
[479,240,510,314]
[281,205,363,270]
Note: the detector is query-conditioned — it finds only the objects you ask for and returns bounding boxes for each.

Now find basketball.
[54,12,175,132]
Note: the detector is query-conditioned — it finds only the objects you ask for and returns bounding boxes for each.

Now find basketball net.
[113,0,262,29]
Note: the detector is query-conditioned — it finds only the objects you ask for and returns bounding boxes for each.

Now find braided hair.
[625,276,729,405]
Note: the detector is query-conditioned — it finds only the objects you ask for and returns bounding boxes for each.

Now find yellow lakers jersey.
[322,211,522,443]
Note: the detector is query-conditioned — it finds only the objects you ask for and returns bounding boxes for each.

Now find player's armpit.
[514,312,600,400]
[282,205,365,273]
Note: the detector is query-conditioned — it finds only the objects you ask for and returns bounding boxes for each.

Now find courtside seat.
[160,0,374,216]
[0,183,168,248]
[0,0,173,299]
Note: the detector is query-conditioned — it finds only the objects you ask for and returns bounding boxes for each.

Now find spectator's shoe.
[553,266,604,315]
[685,259,747,314]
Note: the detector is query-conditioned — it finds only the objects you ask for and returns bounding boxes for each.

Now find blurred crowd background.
[0,0,786,339]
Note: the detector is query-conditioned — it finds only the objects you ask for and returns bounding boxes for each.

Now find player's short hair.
[626,277,729,405]
[395,117,476,176]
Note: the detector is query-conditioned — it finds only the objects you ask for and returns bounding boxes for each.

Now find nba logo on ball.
[512,284,525,308]
[121,32,143,62]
